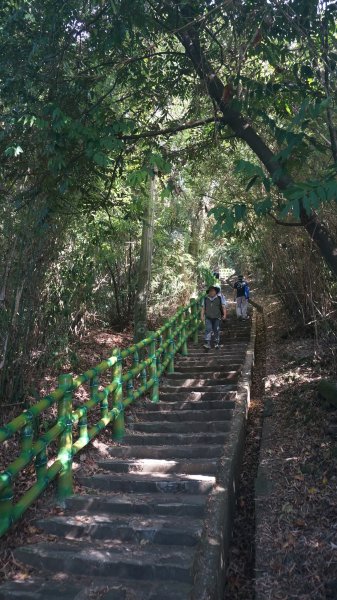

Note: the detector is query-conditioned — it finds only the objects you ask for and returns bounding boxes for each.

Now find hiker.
[214,284,228,309]
[233,275,249,319]
[201,286,226,350]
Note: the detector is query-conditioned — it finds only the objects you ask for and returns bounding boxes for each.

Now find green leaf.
[263,177,271,193]
[246,174,260,191]
[254,197,273,215]
[4,145,23,157]
[234,204,247,220]
[93,152,110,168]
[235,159,264,180]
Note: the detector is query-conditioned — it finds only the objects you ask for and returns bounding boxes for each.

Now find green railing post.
[167,325,175,374]
[148,332,159,403]
[100,390,109,420]
[140,346,147,388]
[34,407,47,484]
[35,446,48,484]
[79,405,89,446]
[181,311,188,357]
[127,350,138,402]
[21,411,34,454]
[112,349,124,441]
[157,333,163,377]
[90,374,99,403]
[190,298,199,344]
[57,374,74,503]
[0,476,13,535]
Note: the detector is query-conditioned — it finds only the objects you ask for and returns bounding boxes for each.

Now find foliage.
[1,0,337,403]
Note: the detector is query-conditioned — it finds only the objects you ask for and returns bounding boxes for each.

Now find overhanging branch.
[121,116,224,141]
[268,213,303,227]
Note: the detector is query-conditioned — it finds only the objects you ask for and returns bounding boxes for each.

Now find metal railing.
[0,296,202,537]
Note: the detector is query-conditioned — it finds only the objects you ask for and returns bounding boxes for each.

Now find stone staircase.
[0,310,252,600]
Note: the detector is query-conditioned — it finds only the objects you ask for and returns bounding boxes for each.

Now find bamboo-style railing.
[0,296,202,537]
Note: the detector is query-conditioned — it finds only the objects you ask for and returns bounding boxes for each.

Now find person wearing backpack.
[214,284,228,308]
[233,275,249,319]
[201,286,226,349]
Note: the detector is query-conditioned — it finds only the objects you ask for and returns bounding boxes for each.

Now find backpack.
[204,296,225,317]
[236,280,249,299]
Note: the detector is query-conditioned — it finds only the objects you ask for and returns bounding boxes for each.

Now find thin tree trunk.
[106,261,122,322]
[127,238,133,319]
[188,199,206,259]
[0,240,17,306]
[176,14,337,278]
[134,167,157,343]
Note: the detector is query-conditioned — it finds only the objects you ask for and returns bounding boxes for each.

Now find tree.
[152,1,337,278]
[134,166,158,342]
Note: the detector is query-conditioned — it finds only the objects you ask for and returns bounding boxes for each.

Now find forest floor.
[224,300,337,600]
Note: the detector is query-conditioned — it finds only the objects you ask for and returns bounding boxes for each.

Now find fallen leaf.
[294,518,306,528]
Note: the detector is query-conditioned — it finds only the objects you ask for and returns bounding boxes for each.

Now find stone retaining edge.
[191,310,257,600]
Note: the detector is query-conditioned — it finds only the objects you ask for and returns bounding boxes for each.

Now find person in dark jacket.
[201,286,226,349]
[233,275,249,319]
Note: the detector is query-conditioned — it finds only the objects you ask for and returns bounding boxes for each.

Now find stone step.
[172,364,241,373]
[163,381,236,397]
[185,350,247,358]
[101,579,192,600]
[195,339,249,344]
[0,577,192,600]
[159,390,236,402]
[66,493,207,518]
[155,399,235,411]
[79,473,216,494]
[38,513,202,546]
[109,444,223,460]
[14,541,195,583]
[158,390,235,402]
[0,580,83,600]
[187,344,248,355]
[127,420,231,434]
[163,373,238,382]
[135,408,233,422]
[162,378,239,391]
[174,359,244,367]
[98,457,217,475]
[119,431,228,445]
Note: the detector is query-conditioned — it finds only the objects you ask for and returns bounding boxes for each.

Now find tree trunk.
[188,199,206,259]
[176,15,337,279]
[133,167,157,343]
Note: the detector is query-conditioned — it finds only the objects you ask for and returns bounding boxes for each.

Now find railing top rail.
[0,293,203,443]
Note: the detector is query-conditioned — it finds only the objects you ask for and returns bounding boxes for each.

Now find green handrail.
[0,295,203,537]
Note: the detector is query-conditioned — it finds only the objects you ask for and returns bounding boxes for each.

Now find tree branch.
[174,8,337,279]
[122,116,223,141]
[268,213,303,227]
